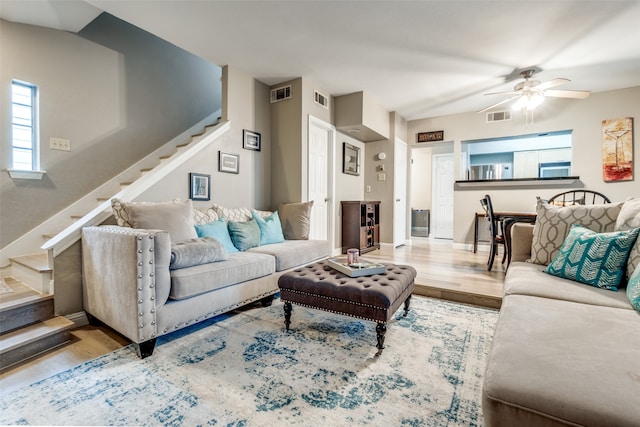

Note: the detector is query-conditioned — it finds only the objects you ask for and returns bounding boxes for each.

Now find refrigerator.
[469,164,513,180]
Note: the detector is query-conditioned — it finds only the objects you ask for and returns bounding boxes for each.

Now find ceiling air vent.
[270,84,292,103]
[486,111,512,123]
[314,90,329,109]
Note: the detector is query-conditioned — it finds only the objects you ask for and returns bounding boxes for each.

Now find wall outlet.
[50,137,71,151]
[366,185,371,193]
[377,172,386,181]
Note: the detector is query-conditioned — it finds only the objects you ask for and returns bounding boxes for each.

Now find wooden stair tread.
[0,317,73,353]
[9,254,50,272]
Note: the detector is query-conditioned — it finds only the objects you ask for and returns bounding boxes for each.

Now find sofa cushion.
[252,210,285,245]
[169,237,227,270]
[627,267,640,311]
[544,224,640,291]
[278,201,313,240]
[615,197,640,280]
[483,294,640,427]
[169,252,275,300]
[228,219,260,251]
[193,207,219,225]
[194,218,238,253]
[248,239,330,271]
[505,262,633,310]
[111,198,198,243]
[530,198,623,265]
[212,204,272,222]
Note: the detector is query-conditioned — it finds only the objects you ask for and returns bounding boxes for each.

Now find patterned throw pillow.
[193,207,219,225]
[530,198,623,265]
[614,197,640,281]
[252,210,285,245]
[545,224,640,291]
[627,266,640,311]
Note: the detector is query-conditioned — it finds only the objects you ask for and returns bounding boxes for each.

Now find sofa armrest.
[81,226,171,344]
[511,223,535,263]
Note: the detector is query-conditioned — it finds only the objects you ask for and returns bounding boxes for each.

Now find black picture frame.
[243,129,261,151]
[219,151,240,174]
[189,173,210,201]
[343,142,360,176]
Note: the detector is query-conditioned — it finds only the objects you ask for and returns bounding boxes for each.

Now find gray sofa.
[482,199,640,427]
[82,200,329,358]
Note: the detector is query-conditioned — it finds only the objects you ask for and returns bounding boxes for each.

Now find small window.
[11,80,38,170]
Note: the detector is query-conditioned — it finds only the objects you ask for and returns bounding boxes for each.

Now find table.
[277,260,416,356]
[473,211,536,254]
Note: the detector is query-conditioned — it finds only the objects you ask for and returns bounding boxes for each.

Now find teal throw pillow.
[194,219,238,253]
[227,219,260,251]
[252,210,285,245]
[545,224,640,291]
[627,266,640,311]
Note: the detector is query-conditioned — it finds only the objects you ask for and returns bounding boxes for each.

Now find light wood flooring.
[0,238,505,393]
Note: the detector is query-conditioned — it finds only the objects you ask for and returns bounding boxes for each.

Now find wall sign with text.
[417,131,444,143]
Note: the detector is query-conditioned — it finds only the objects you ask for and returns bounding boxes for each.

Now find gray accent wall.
[0,14,221,248]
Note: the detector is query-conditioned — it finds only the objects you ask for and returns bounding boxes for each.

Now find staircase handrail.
[41,120,231,257]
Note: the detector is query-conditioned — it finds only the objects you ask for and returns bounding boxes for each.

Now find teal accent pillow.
[627,267,640,311]
[227,219,260,251]
[545,224,640,291]
[252,210,285,246]
[194,219,238,253]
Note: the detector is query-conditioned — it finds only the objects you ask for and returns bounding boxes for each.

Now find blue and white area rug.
[0,296,498,426]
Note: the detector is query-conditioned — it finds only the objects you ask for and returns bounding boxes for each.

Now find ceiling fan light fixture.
[512,92,545,111]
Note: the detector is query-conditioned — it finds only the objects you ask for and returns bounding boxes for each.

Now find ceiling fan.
[477,69,591,113]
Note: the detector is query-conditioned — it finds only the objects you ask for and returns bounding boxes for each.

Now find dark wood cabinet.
[341,201,380,254]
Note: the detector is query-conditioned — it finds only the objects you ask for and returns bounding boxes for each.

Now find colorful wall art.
[602,117,633,182]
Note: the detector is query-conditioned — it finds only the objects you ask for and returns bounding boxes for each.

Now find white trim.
[6,169,46,180]
[66,311,89,328]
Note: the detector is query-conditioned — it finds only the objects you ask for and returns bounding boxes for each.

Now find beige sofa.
[82,200,329,358]
[482,199,640,427]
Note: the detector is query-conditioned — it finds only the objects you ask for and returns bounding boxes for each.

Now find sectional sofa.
[82,199,329,358]
[482,198,640,427]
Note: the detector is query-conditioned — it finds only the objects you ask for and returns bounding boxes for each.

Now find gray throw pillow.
[169,237,227,270]
[228,219,260,251]
[113,199,198,243]
[278,201,314,240]
[615,197,640,280]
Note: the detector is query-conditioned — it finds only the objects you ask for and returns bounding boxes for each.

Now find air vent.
[270,84,292,103]
[314,90,329,109]
[486,111,512,123]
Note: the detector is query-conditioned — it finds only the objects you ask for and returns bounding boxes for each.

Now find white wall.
[408,87,640,245]
[334,133,365,252]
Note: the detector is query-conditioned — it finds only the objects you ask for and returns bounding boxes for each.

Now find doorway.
[394,139,408,247]
[307,116,335,247]
[431,153,454,239]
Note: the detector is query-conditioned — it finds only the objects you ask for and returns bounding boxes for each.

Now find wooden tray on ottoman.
[326,256,386,277]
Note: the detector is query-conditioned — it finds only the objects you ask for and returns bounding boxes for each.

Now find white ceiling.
[3,0,640,120]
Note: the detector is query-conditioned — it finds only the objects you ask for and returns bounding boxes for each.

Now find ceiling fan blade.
[484,90,520,96]
[533,78,570,91]
[477,96,519,113]
[544,89,591,99]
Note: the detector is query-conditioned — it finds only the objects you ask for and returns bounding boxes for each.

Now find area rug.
[0,296,498,426]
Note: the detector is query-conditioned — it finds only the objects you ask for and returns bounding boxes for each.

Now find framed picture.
[602,117,633,182]
[343,142,360,176]
[189,173,210,201]
[219,151,240,174]
[417,130,444,143]
[243,130,261,151]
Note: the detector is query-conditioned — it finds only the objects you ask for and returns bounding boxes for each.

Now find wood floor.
[0,238,505,393]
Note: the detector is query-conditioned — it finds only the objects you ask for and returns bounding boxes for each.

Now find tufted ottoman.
[277,260,416,355]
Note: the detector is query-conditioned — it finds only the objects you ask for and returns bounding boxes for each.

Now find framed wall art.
[602,117,633,182]
[219,152,239,174]
[343,142,360,176]
[243,130,261,151]
[189,173,211,201]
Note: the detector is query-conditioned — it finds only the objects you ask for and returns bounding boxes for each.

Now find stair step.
[0,316,73,371]
[0,279,53,333]
[10,254,50,273]
[97,197,110,203]
[70,215,83,222]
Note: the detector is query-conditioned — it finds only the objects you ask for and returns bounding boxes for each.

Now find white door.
[394,139,408,247]
[308,116,334,244]
[432,154,454,239]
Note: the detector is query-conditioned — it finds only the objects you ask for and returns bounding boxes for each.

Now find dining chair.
[480,194,506,271]
[548,190,611,206]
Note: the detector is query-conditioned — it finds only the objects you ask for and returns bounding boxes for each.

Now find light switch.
[377,172,386,181]
[50,138,71,151]
[366,185,371,193]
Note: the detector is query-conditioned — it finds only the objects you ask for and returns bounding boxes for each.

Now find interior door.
[432,153,454,239]
[394,139,408,247]
[307,116,335,244]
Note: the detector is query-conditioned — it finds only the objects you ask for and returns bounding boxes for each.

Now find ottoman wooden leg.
[375,323,387,356]
[403,294,412,317]
[283,302,292,330]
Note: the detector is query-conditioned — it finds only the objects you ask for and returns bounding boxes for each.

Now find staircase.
[0,114,231,369]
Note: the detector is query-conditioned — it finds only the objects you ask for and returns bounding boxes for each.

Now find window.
[11,80,38,171]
